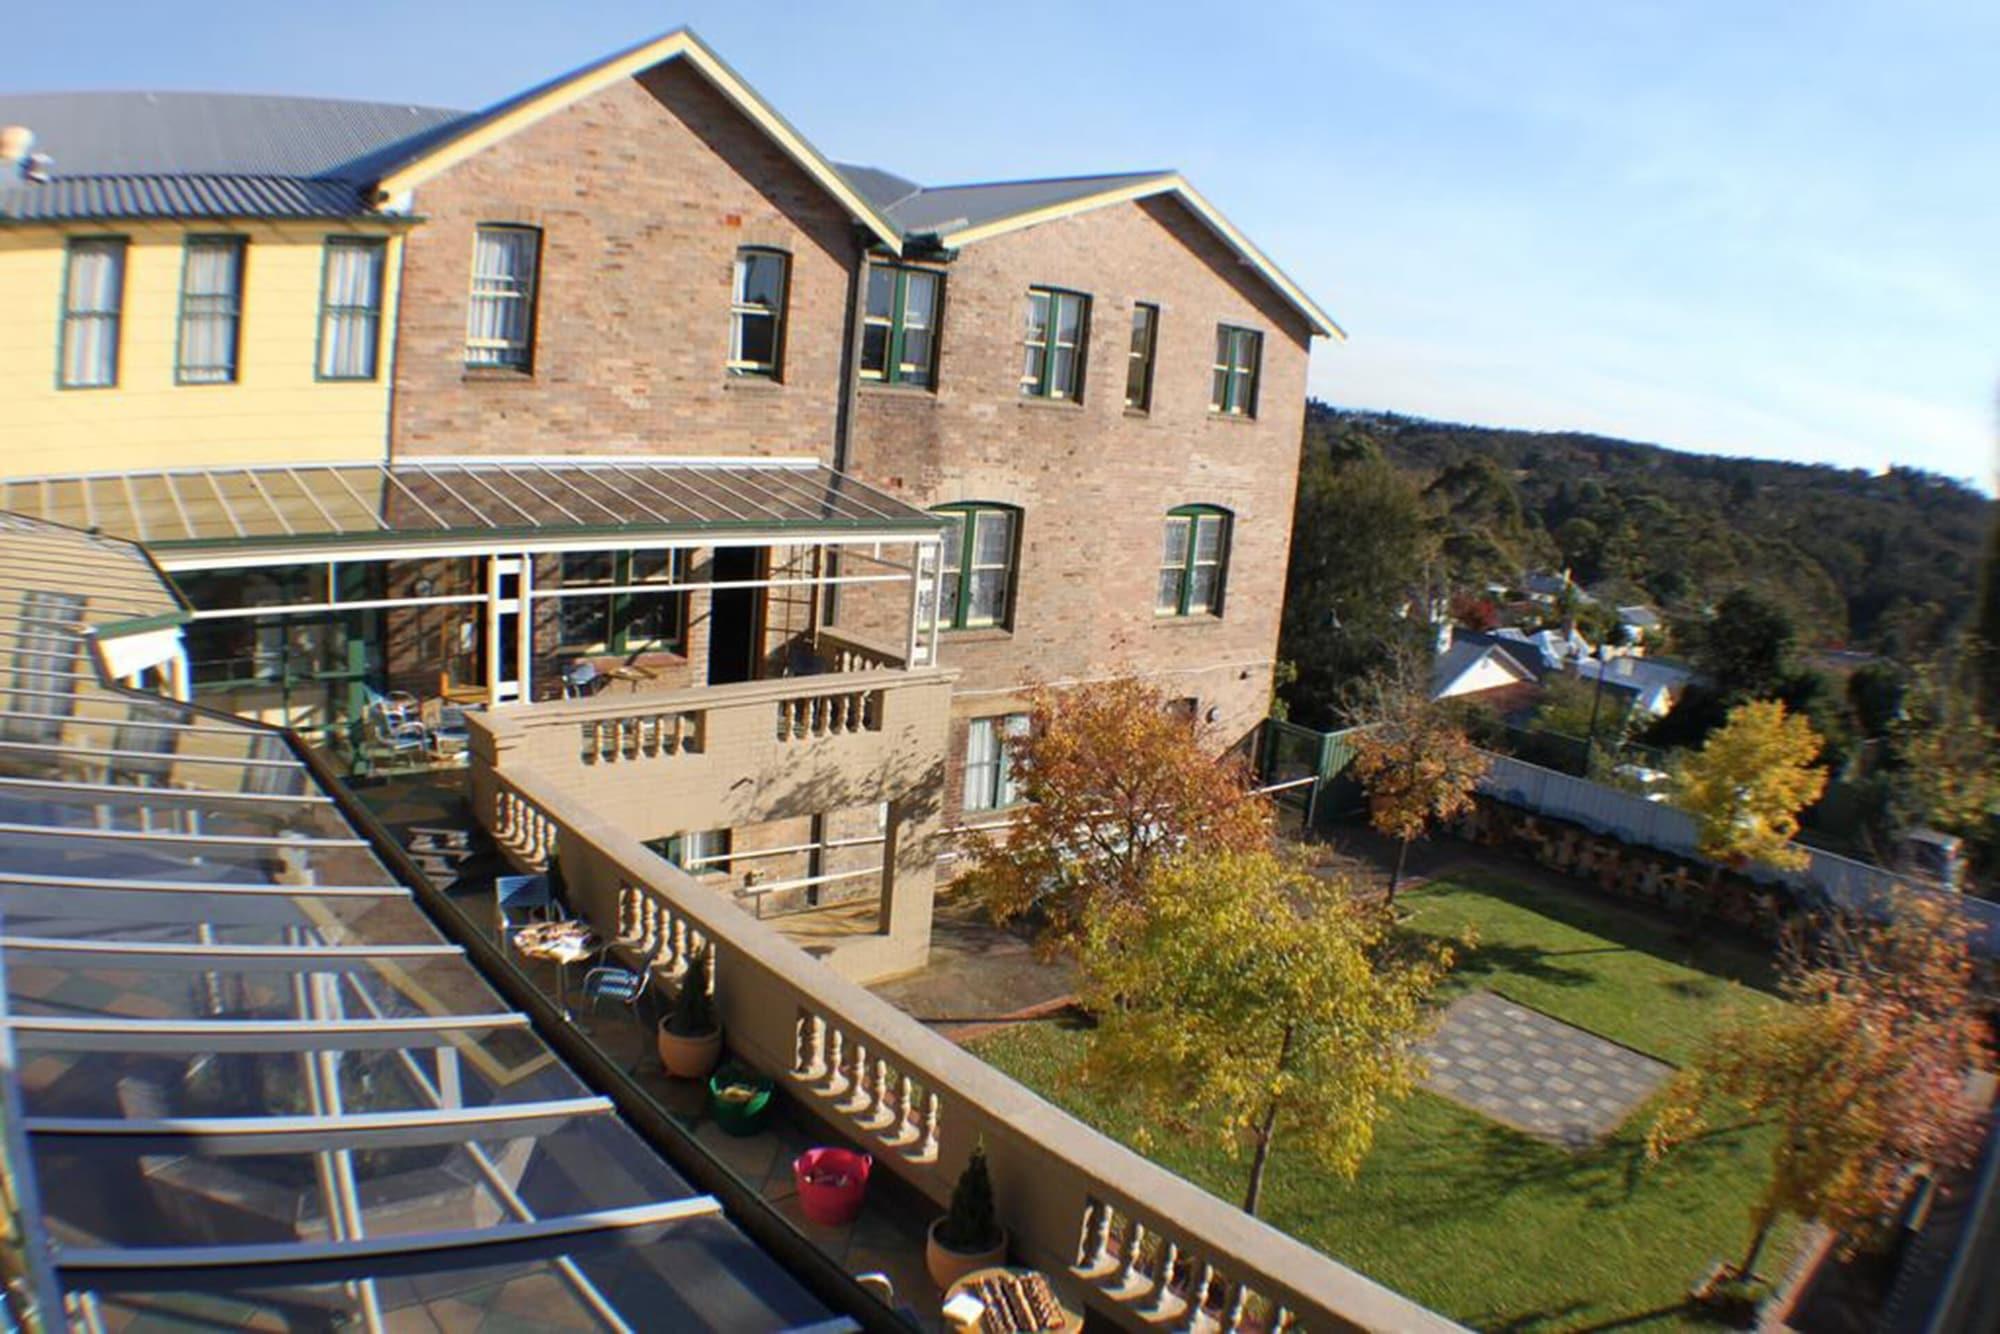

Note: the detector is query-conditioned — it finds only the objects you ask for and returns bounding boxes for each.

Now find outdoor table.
[605,663,659,693]
[943,1267,1082,1333]
[512,921,602,1017]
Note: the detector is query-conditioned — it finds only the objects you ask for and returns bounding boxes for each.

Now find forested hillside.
[1307,403,1991,653]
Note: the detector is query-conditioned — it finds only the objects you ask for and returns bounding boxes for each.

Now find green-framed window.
[1210,325,1262,417]
[556,550,687,654]
[319,237,387,380]
[934,503,1019,630]
[861,263,941,387]
[965,713,1028,812]
[59,237,127,389]
[1021,287,1089,400]
[1125,302,1158,410]
[1157,505,1231,617]
[729,247,789,378]
[176,235,247,384]
[466,224,541,370]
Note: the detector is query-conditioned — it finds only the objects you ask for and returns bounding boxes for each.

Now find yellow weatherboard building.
[0,92,450,477]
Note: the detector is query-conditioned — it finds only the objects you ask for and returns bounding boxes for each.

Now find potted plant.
[925,1140,1007,1290]
[656,945,721,1079]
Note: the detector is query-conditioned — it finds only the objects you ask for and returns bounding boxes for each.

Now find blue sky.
[16,0,1997,488]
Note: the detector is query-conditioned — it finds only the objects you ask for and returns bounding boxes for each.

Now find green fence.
[1257,719,1366,830]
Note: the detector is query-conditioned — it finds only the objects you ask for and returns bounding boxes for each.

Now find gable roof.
[1432,638,1539,700]
[368,28,904,252]
[838,164,1341,339]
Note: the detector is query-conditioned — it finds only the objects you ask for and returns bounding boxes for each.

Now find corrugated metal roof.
[0,173,371,221]
[0,91,468,179]
[0,90,468,223]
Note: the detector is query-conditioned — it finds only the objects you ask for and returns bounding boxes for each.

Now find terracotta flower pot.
[925,1216,1007,1291]
[656,1020,722,1080]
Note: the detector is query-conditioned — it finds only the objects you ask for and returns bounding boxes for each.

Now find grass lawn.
[971,870,1792,1331]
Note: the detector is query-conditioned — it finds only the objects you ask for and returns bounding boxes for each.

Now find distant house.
[1616,605,1662,647]
[1493,625,1593,674]
[1572,653,1692,717]
[1432,628,1542,711]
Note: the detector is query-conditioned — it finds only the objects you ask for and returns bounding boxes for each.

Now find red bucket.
[793,1147,873,1226]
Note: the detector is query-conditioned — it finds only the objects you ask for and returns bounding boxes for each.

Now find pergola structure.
[2,457,945,742]
[0,514,843,1329]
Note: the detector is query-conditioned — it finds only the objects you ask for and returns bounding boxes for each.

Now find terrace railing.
[471,758,1461,1334]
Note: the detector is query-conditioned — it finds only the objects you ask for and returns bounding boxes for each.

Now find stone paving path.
[1422,991,1672,1148]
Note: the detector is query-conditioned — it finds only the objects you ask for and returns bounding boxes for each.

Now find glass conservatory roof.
[0,456,939,556]
[0,513,838,1330]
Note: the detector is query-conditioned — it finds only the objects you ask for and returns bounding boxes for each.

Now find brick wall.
[390,62,860,456]
[843,194,1312,777]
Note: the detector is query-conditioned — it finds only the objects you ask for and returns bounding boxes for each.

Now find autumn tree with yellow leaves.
[1674,698,1827,873]
[1075,849,1453,1216]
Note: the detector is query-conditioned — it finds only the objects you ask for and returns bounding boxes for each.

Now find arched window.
[1157,505,1231,618]
[933,503,1021,630]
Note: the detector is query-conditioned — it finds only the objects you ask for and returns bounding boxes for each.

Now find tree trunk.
[1242,1024,1295,1218]
[1387,838,1412,904]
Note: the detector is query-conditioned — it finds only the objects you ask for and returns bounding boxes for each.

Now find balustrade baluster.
[1222,1280,1252,1331]
[1188,1263,1217,1321]
[1154,1242,1180,1301]
[825,1028,846,1092]
[922,1090,941,1159]
[1119,1219,1146,1288]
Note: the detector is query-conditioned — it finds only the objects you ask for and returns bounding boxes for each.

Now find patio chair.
[562,661,601,698]
[496,873,560,947]
[365,686,421,724]
[581,964,650,1015]
[427,703,472,759]
[366,701,429,766]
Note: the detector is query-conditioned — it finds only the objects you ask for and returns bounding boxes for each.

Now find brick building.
[0,26,1340,962]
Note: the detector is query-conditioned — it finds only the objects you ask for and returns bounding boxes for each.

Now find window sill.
[1017,395,1084,413]
[940,626,1013,645]
[1123,406,1154,419]
[1205,411,1259,425]
[1152,613,1225,629]
[724,374,784,393]
[462,366,535,383]
[858,381,938,401]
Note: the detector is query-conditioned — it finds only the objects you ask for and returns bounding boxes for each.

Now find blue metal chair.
[428,703,472,759]
[581,964,649,1014]
[562,661,601,698]
[495,873,556,947]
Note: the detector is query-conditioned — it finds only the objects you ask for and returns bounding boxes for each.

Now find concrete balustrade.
[468,751,1461,1334]
[813,626,907,673]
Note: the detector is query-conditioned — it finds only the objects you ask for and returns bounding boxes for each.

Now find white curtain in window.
[178,241,242,382]
[319,241,384,379]
[466,228,538,367]
[61,242,124,387]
